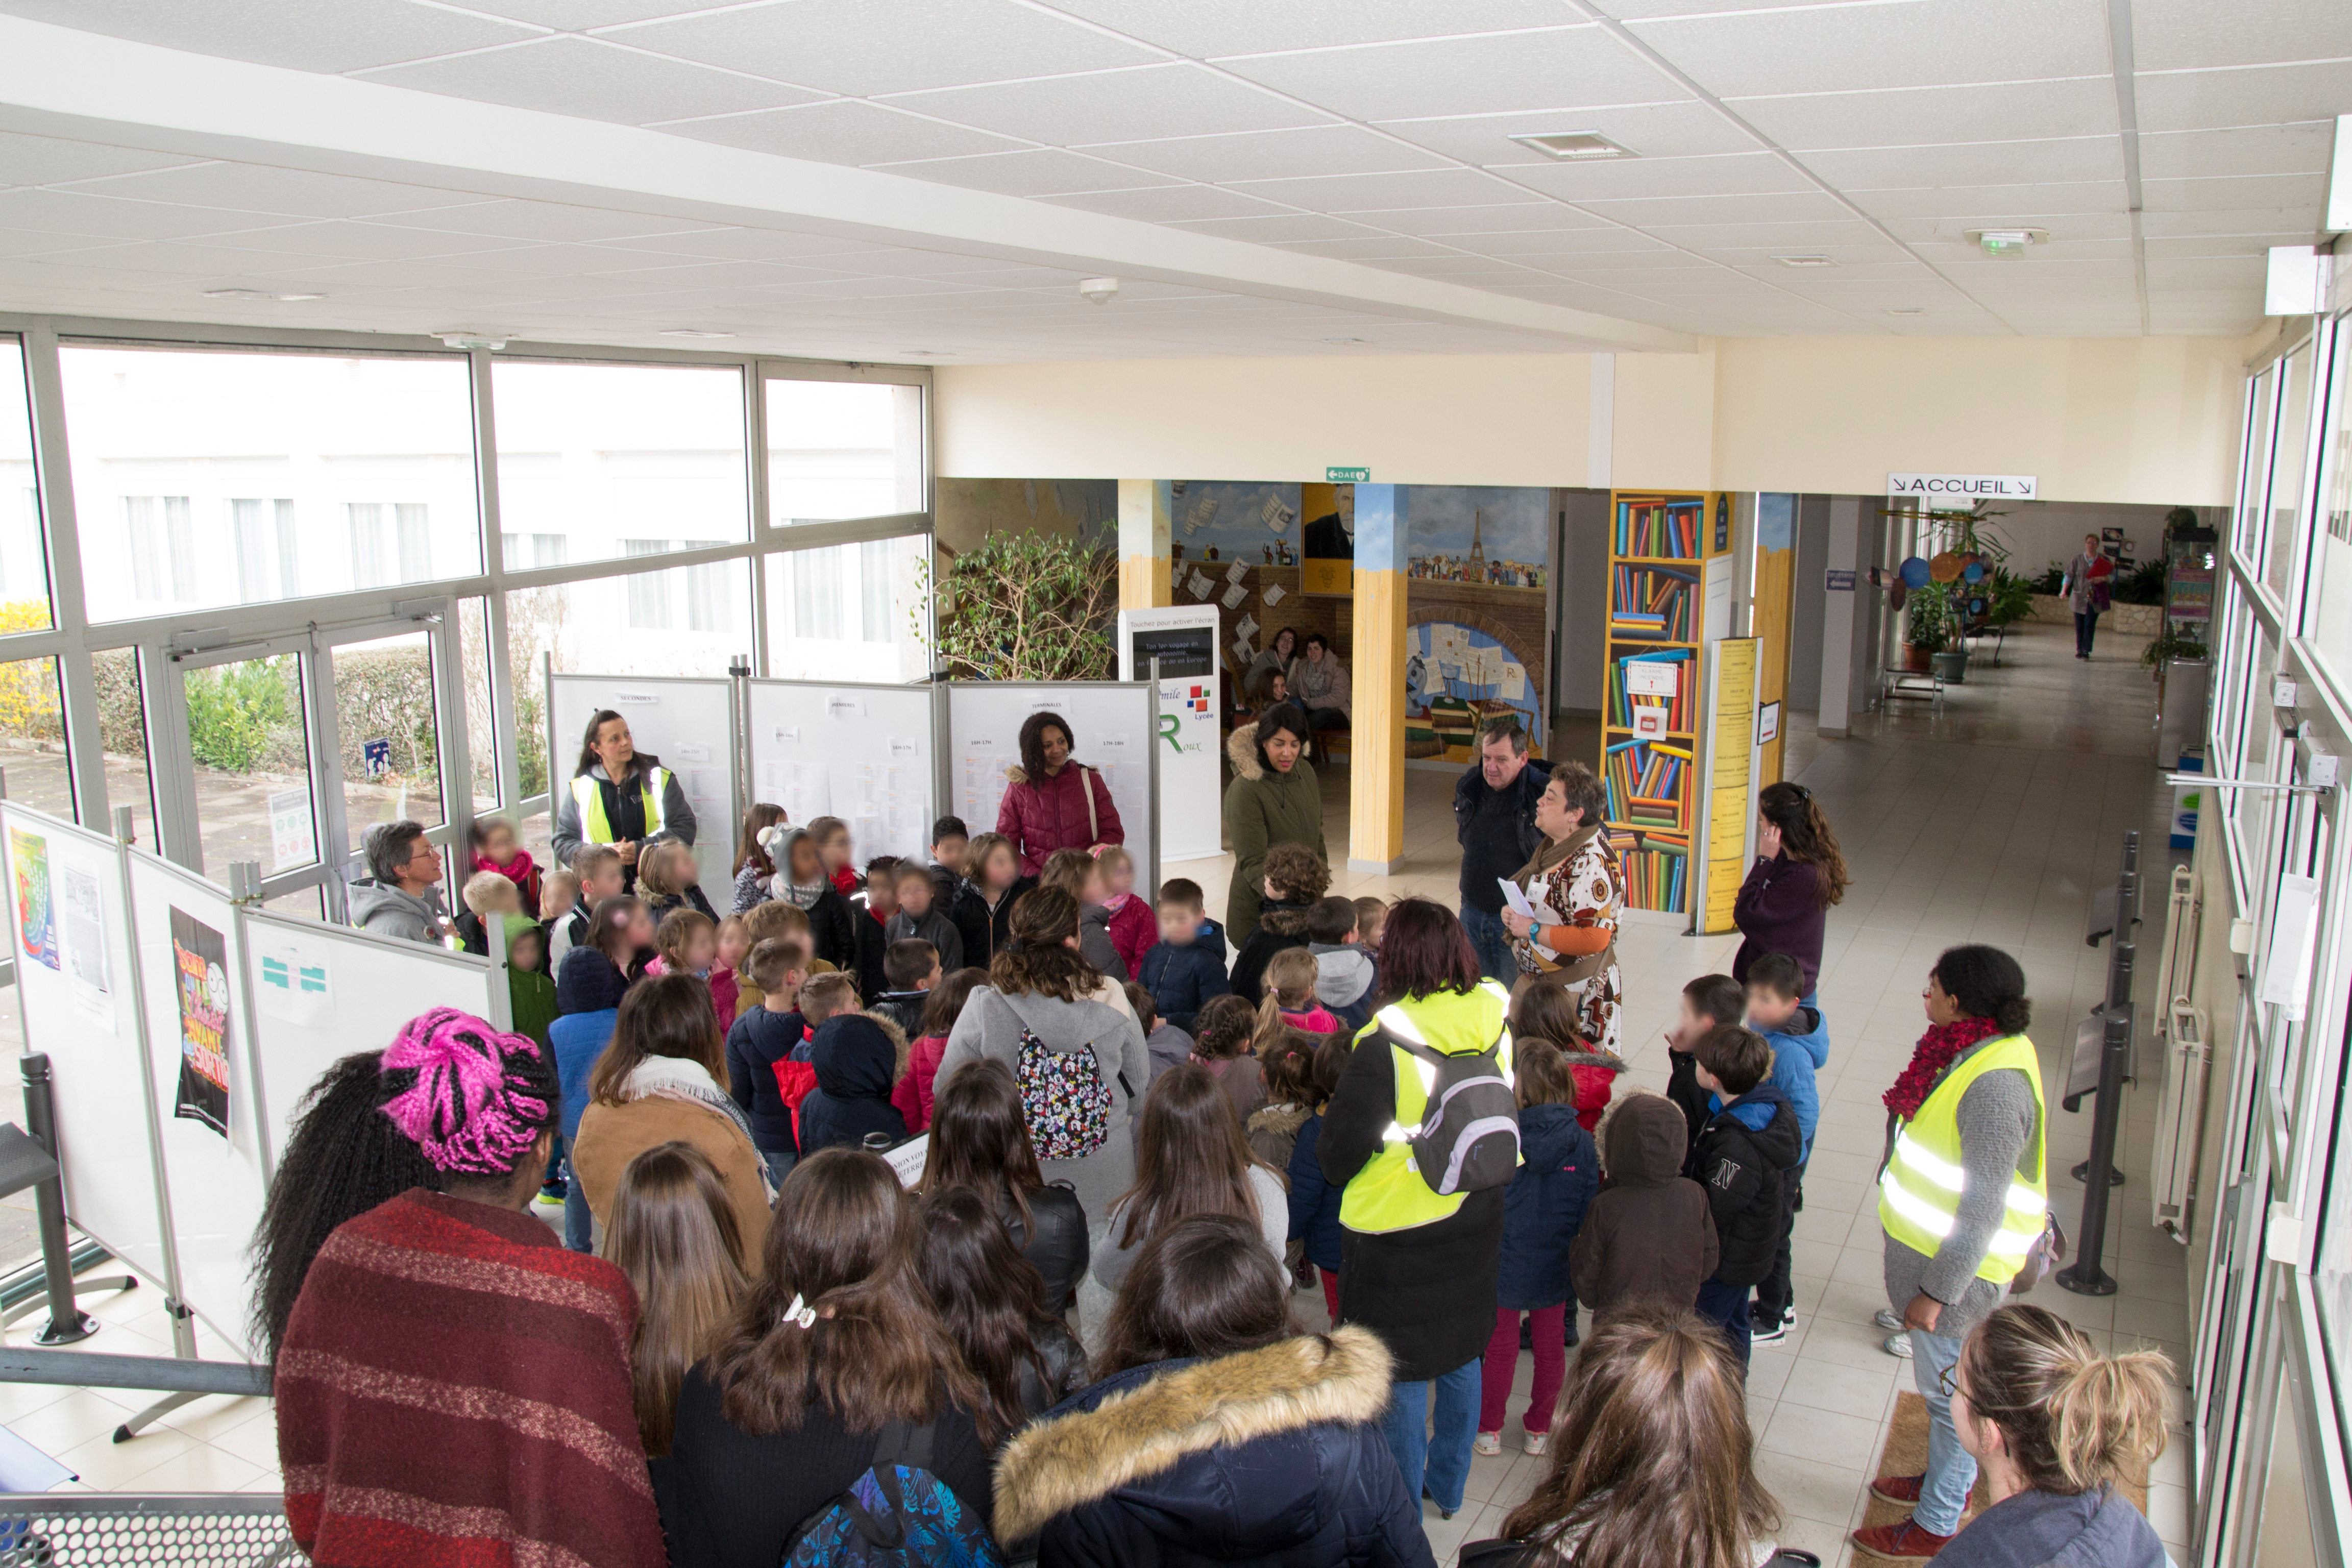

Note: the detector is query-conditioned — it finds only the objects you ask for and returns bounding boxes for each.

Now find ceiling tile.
[1803,137,2124,190]
[0,133,208,187]
[453,0,719,25]
[1043,184,1294,222]
[2144,254,2269,288]
[1155,213,1388,243]
[2144,231,2315,256]
[1037,0,1574,58]
[1369,202,1638,236]
[54,163,492,220]
[590,228,878,262]
[1637,217,1890,249]
[2131,0,2352,73]
[1573,190,1856,226]
[1454,227,1666,257]
[0,187,273,242]
[1224,166,1537,213]
[1853,183,2130,222]
[613,0,1159,97]
[2140,205,2325,238]
[881,63,1333,143]
[1220,28,1678,121]
[2142,173,2326,213]
[0,0,543,73]
[864,146,1179,197]
[1072,124,1450,183]
[1263,234,1464,259]
[1626,0,2110,99]
[360,36,821,125]
[1726,78,2116,151]
[660,100,1025,164]
[2139,122,2339,181]
[1503,151,1812,201]
[2136,60,2352,134]
[198,217,544,260]
[1371,98,1756,164]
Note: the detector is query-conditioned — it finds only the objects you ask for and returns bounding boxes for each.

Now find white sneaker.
[1524,1430,1550,1457]
[1473,1431,1503,1457]
[1874,1308,1904,1331]
[1883,1332,1914,1359]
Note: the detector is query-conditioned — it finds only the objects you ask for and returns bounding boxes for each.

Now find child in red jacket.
[889,967,985,1133]
[1510,982,1628,1134]
[1096,845,1156,978]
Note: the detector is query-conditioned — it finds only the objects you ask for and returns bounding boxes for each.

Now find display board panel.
[946,683,1158,895]
[1696,638,1759,935]
[124,848,267,1360]
[1,803,174,1297]
[744,681,936,866]
[548,672,737,903]
[1118,608,1221,864]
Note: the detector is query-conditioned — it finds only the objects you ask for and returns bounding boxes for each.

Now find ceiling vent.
[1773,254,1833,267]
[1509,132,1637,161]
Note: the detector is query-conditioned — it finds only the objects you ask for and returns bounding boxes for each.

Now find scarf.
[474,847,536,886]
[1513,819,1603,892]
[760,824,830,911]
[622,1054,762,1150]
[1883,1015,2005,1121]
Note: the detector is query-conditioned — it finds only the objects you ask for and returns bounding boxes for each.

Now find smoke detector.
[1966,228,2046,259]
[1077,277,1119,305]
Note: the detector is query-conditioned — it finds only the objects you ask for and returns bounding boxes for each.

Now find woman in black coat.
[993,1215,1433,1568]
[917,1058,1089,1316]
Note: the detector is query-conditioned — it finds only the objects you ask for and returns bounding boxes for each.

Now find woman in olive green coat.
[1223,705,1328,945]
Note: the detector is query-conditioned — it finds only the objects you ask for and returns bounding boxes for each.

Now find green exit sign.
[1326,467,1370,482]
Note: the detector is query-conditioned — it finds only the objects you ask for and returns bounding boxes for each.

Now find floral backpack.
[1015,1026,1114,1162]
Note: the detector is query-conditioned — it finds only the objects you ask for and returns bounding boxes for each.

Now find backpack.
[1387,1027,1521,1196]
[1016,1026,1114,1162]
[781,1421,1000,1568]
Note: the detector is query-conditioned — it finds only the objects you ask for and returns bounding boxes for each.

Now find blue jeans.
[762,1149,797,1188]
[1696,1276,1753,1368]
[1911,1327,1973,1535]
[563,1178,592,1254]
[1460,905,1514,984]
[1379,1357,1481,1513]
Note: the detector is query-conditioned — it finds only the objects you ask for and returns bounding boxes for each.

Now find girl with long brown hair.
[555,893,654,1015]
[918,1058,1089,1315]
[730,802,786,915]
[601,1141,751,1457]
[1733,780,1848,994]
[948,830,1031,967]
[917,1186,1088,1432]
[656,1149,994,1567]
[1088,1062,1286,1298]
[1466,1304,1781,1568]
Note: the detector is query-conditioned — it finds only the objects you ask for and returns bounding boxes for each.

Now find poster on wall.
[58,860,113,1030]
[1401,487,1550,760]
[170,906,234,1138]
[11,828,57,971]
[1300,482,1353,595]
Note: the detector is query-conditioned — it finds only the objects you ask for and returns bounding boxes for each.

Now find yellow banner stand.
[1699,637,1759,935]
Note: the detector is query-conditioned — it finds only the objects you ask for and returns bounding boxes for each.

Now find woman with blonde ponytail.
[1932,1303,2173,1568]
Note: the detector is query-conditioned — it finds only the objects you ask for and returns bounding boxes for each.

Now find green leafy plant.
[2111,558,2167,606]
[2141,629,2209,670]
[2029,564,2065,594]
[914,533,1117,682]
[1986,569,2038,626]
[185,657,300,773]
[1904,583,1951,653]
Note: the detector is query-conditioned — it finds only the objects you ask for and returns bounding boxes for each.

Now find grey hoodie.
[347,878,448,946]
[1307,941,1375,1009]
[1077,902,1128,983]
[937,983,1148,1220]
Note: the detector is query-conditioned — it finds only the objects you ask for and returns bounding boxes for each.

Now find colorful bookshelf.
[1600,491,1728,916]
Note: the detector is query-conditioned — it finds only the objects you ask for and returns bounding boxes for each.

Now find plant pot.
[1903,644,1933,672]
[1931,649,1969,684]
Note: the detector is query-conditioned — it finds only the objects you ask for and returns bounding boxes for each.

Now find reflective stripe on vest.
[1338,979,1513,1236]
[1876,1033,2047,1283]
[571,767,667,845]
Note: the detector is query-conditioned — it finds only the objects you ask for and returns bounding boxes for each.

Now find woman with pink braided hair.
[271,1008,667,1568]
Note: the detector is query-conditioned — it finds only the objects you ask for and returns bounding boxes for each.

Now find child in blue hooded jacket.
[1745,951,1828,1344]
[1477,1039,1598,1457]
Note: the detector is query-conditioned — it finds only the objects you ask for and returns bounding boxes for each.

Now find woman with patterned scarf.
[1498,761,1624,1059]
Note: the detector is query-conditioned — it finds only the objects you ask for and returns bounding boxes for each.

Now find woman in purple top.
[1731,780,1848,995]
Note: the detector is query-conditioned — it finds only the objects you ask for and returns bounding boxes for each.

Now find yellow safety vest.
[1338,979,1513,1236]
[1877,1033,2047,1284]
[571,767,668,844]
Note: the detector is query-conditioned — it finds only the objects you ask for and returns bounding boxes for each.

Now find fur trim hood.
[1227,722,1267,782]
[993,1325,1392,1545]
[1256,899,1313,939]
[1003,762,1093,789]
[1247,1101,1312,1142]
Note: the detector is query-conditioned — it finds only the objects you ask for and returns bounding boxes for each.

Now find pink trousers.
[1480,1305,1567,1436]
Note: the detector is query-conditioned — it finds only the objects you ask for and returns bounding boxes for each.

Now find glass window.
[60,345,479,623]
[457,597,498,816]
[2310,325,2352,689]
[765,379,923,525]
[509,558,752,689]
[93,648,154,848]
[492,360,748,567]
[2234,625,2280,891]
[2266,343,2315,603]
[2316,1004,2352,1453]
[0,656,70,818]
[330,630,444,843]
[765,534,930,681]
[0,339,53,628]
[184,653,312,877]
[2239,366,2275,566]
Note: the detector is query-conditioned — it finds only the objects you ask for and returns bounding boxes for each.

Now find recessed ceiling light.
[1320,336,1373,345]
[1510,131,1637,161]
[1964,227,2047,259]
[437,333,508,351]
[1886,307,1928,316]
[202,287,326,302]
[659,328,735,339]
[1773,255,1833,267]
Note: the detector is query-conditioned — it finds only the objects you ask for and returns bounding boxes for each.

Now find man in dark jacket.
[1669,1023,1803,1368]
[1453,718,1552,980]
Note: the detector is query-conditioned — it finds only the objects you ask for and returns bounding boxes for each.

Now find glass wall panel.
[59,345,479,623]
[0,340,52,629]
[2317,1002,2352,1454]
[330,630,444,842]
[766,379,923,525]
[458,597,499,815]
[93,649,154,848]
[2312,325,2352,690]
[2239,366,2275,567]
[492,360,748,566]
[510,559,752,686]
[184,653,312,877]
[0,656,69,817]
[2234,625,2280,891]
[2266,342,2315,604]
[764,534,929,681]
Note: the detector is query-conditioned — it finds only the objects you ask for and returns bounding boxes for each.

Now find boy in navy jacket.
[1136,878,1231,1034]
[1669,1022,1803,1368]
[1744,951,1828,1343]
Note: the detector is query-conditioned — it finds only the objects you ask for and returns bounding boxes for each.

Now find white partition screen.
[946,683,1159,894]
[744,681,936,864]
[1,803,174,1297]
[548,671,739,903]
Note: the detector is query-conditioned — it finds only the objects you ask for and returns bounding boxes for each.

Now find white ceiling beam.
[0,15,1694,355]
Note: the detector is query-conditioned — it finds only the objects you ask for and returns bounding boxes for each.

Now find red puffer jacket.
[996,763,1123,877]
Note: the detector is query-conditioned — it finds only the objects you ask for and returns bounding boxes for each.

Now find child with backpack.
[1476,1039,1598,1458]
[1669,1023,1803,1367]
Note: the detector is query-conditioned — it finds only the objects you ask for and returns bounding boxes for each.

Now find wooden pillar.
[1349,484,1407,875]
[1117,479,1171,609]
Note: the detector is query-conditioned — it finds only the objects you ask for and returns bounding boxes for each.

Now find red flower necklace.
[1883,1015,2005,1121]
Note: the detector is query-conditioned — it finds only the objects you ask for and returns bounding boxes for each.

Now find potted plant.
[1904,584,1948,674]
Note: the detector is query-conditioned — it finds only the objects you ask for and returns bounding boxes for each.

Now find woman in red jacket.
[996,710,1124,878]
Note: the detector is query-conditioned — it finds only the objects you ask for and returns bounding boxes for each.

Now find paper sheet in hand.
[1497,878,1558,961]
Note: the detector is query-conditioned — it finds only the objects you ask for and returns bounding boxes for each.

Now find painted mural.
[1169,480,1301,567]
[1406,485,1548,590]
[1402,486,1552,758]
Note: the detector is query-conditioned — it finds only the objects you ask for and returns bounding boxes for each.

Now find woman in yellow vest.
[1854,946,2047,1565]
[550,709,697,892]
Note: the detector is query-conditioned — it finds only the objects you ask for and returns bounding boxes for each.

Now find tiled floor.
[3,620,2195,1565]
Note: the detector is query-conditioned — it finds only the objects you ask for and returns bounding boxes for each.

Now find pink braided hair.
[378,1008,551,1175]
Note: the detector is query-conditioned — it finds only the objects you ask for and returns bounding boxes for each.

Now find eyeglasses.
[1937,1363,1961,1400]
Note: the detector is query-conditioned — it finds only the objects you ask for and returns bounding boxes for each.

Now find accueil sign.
[1887,473,2038,500]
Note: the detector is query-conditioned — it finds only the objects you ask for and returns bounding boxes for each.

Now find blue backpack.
[781,1422,1000,1568]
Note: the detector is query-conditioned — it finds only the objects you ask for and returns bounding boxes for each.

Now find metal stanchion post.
[2057,831,2136,1296]
[16,1055,95,1345]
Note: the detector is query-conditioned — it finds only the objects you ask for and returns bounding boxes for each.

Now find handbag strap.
[1082,765,1098,843]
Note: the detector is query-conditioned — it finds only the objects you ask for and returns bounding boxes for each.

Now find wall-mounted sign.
[1326,467,1370,483]
[1887,473,2038,500]
[1825,569,1857,592]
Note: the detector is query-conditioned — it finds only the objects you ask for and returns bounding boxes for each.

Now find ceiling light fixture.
[1077,277,1119,305]
[437,333,508,351]
[202,287,326,302]
[1965,228,2046,259]
[1773,255,1833,267]
[1510,131,1637,161]
[659,328,735,339]
[1886,307,1928,316]
[1320,336,1373,345]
